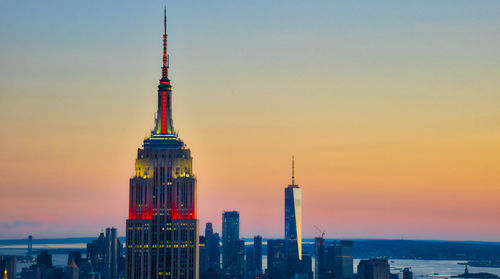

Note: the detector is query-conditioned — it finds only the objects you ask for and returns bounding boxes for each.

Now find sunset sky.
[1,0,499,241]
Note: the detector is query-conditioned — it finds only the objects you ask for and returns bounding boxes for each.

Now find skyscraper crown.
[146,7,184,149]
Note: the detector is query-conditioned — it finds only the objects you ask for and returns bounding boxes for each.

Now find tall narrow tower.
[284,156,302,276]
[126,8,198,279]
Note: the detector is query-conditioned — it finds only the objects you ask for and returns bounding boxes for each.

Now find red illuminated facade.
[126,7,198,279]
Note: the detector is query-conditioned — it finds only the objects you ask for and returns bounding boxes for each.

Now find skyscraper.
[37,250,53,268]
[204,223,221,272]
[284,156,302,276]
[266,240,286,279]
[357,259,390,279]
[301,254,313,279]
[402,268,413,279]
[126,8,198,279]
[314,237,326,279]
[339,241,353,279]
[222,211,242,278]
[0,256,16,279]
[106,228,118,279]
[245,245,255,278]
[253,236,262,275]
[199,236,208,278]
[318,240,353,279]
[28,236,33,254]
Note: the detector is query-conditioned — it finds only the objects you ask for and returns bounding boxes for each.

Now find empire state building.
[126,9,198,279]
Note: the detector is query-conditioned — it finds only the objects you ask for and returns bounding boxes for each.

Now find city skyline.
[1,1,500,241]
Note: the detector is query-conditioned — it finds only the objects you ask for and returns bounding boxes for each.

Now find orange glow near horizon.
[0,1,499,240]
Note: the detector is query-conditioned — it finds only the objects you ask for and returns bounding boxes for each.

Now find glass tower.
[284,157,302,276]
[222,211,243,278]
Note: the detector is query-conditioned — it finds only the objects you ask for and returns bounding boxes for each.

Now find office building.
[298,253,313,279]
[245,245,255,279]
[125,7,199,279]
[64,259,79,279]
[222,211,242,278]
[238,240,245,278]
[285,157,302,277]
[339,241,353,279]
[357,259,390,279]
[253,236,262,275]
[87,228,124,279]
[315,239,353,279]
[199,236,209,278]
[266,240,286,279]
[37,250,53,268]
[402,268,412,279]
[0,256,16,279]
[28,236,33,254]
[314,237,326,279]
[205,223,221,272]
[105,228,118,279]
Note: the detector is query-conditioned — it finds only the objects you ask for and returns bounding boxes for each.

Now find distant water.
[3,246,500,278]
[380,259,500,279]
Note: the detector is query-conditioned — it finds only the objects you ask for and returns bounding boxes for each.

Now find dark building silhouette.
[238,240,245,278]
[284,157,302,278]
[314,237,326,279]
[67,252,83,267]
[301,253,313,279]
[205,223,221,272]
[245,236,263,279]
[200,236,209,278]
[266,240,286,279]
[222,211,243,278]
[37,251,53,268]
[336,241,353,279]
[402,268,412,279]
[87,230,106,276]
[21,250,65,279]
[357,259,390,279]
[20,264,41,279]
[64,259,79,279]
[86,228,124,279]
[125,8,199,279]
[1,256,16,279]
[315,239,353,279]
[78,260,97,279]
[245,245,255,279]
[105,228,118,279]
[253,236,262,275]
[28,236,33,254]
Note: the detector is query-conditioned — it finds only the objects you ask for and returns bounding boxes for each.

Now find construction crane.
[314,225,325,238]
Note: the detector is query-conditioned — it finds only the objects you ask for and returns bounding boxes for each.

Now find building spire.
[153,6,175,137]
[161,5,169,82]
[292,155,295,185]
